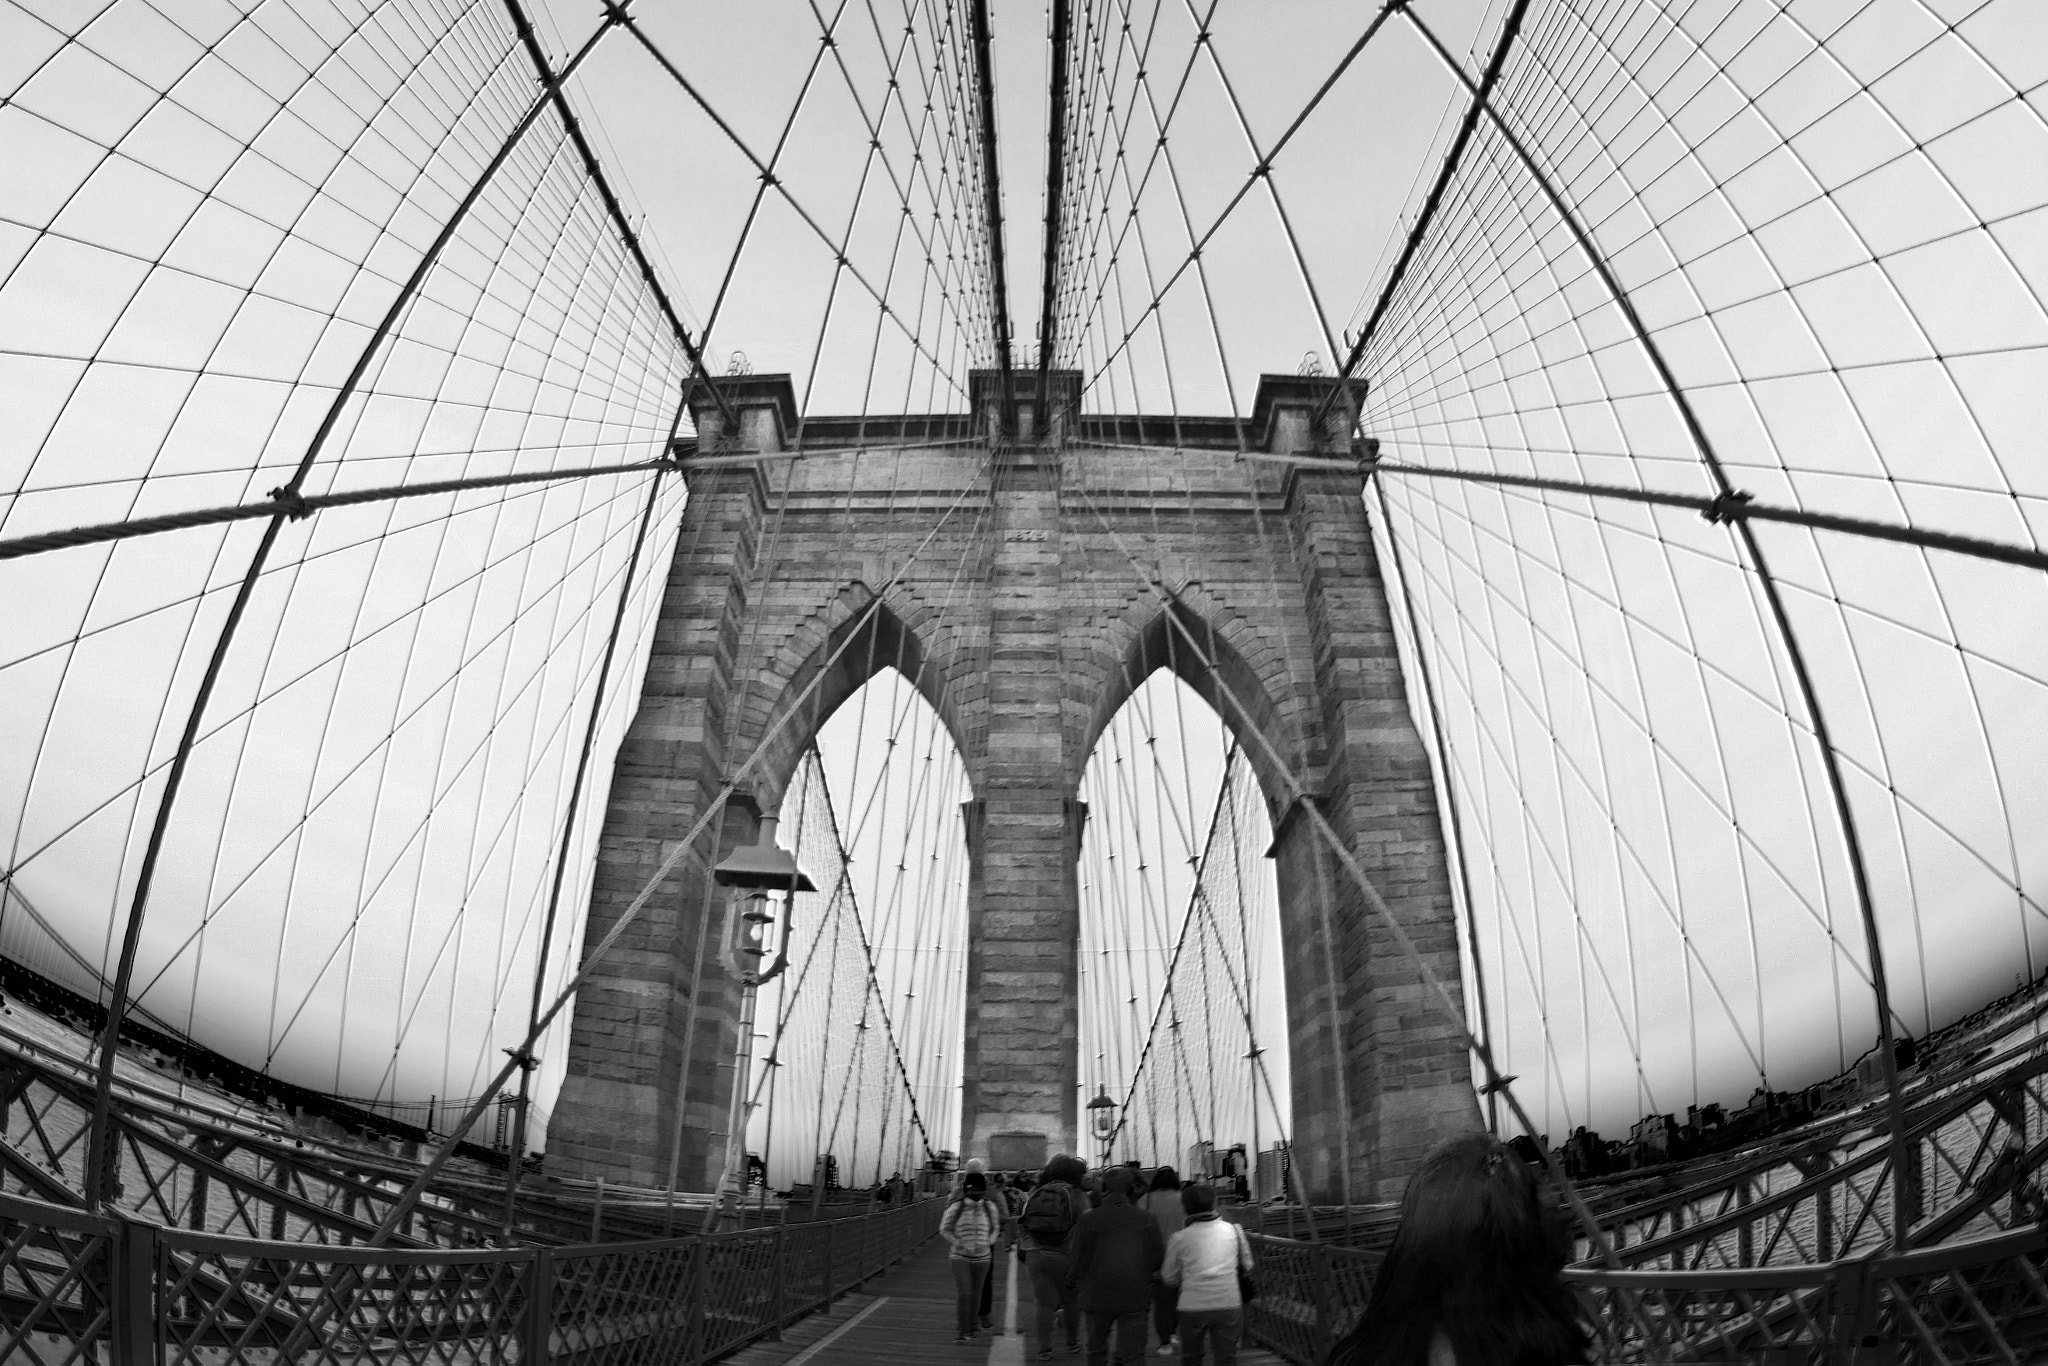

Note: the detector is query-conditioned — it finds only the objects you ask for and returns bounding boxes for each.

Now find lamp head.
[1086,1087,1117,1138]
[712,815,817,892]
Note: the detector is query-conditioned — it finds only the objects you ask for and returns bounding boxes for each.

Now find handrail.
[1230,1213,2048,1364]
[0,1184,945,1363]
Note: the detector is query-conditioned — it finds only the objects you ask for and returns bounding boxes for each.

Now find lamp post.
[1086,1087,1118,1172]
[706,813,814,1230]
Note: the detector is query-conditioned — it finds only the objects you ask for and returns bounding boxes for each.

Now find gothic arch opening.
[1075,666,1292,1187]
[741,665,972,1190]
[739,587,975,816]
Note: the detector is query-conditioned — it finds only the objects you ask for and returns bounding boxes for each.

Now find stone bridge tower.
[548,371,1482,1203]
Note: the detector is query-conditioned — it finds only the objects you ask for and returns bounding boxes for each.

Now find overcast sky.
[3,0,2045,1159]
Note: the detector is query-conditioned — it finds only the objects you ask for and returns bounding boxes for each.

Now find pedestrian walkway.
[724,1237,1287,1365]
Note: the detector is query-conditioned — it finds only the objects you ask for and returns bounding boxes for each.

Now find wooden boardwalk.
[725,1238,1287,1365]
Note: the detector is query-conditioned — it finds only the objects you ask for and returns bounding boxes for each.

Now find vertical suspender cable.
[1398,7,1914,1243]
[1034,0,1074,427]
[499,454,675,1237]
[80,19,626,1208]
[968,0,1017,432]
[1370,475,1501,1134]
[1315,0,1533,424]
[503,0,734,430]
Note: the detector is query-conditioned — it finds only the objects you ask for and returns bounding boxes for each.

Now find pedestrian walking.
[1160,1182,1253,1365]
[941,1171,1009,1344]
[1019,1154,1090,1359]
[1321,1133,1589,1366]
[1066,1166,1165,1366]
[1139,1166,1187,1355]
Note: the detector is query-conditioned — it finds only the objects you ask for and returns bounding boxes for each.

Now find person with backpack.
[1019,1153,1090,1359]
[941,1171,1010,1343]
[1066,1166,1167,1366]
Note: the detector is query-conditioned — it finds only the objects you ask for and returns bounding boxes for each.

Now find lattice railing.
[0,1194,131,1366]
[1574,1225,2048,1363]
[0,1035,678,1251]
[1587,1047,2048,1275]
[1241,1232,1376,1365]
[1240,1216,2048,1365]
[0,1185,942,1363]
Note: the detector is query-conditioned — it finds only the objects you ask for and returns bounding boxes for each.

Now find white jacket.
[1160,1215,1252,1311]
[940,1195,1006,1260]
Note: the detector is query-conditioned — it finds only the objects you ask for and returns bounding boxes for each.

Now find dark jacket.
[1064,1191,1164,1313]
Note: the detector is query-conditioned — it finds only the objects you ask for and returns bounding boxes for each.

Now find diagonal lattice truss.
[0,1023,631,1248]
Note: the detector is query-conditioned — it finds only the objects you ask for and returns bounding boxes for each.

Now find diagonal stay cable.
[1390,17,1911,1212]
[1060,469,1656,1319]
[1316,0,1534,422]
[500,0,733,432]
[361,445,998,1244]
[76,10,659,1201]
[1071,3,1405,400]
[606,3,974,403]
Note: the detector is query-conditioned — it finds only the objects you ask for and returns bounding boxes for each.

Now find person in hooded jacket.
[1065,1166,1165,1366]
[1019,1154,1091,1360]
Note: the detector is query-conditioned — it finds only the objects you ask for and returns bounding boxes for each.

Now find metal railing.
[0,1184,942,1362]
[1241,1232,1378,1364]
[1574,1223,2048,1362]
[1582,1045,2048,1274]
[1240,1223,2048,1364]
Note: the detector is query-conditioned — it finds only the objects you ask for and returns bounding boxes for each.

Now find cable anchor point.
[268,487,313,521]
[1701,488,1754,525]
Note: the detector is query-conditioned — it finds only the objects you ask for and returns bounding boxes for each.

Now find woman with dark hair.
[1140,1166,1187,1355]
[1324,1134,1589,1366]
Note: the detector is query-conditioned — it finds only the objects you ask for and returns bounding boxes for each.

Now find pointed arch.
[1070,582,1315,822]
[732,579,979,815]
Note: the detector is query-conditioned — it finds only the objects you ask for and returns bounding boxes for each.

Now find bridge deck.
[725,1238,1288,1365]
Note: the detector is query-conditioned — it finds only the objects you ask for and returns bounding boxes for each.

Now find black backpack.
[1020,1181,1078,1248]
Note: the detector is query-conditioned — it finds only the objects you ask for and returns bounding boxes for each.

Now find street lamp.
[716,814,815,987]
[706,813,815,1229]
[1086,1087,1118,1171]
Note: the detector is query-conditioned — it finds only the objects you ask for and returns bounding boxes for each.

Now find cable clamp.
[268,487,312,521]
[502,1046,540,1072]
[1701,488,1754,525]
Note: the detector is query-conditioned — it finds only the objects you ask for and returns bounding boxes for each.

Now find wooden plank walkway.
[725,1238,1287,1365]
